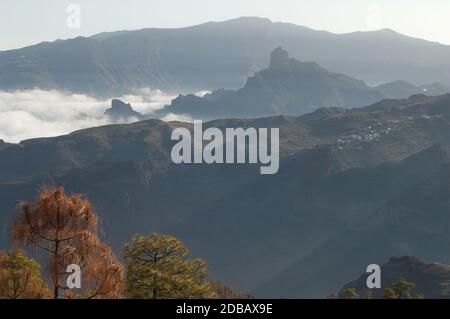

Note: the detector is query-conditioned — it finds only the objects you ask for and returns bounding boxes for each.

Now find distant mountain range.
[157,47,450,119]
[158,47,384,119]
[2,17,450,96]
[1,93,450,297]
[340,256,450,299]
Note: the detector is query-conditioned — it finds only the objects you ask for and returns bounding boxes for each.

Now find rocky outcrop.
[160,47,383,119]
[104,99,146,120]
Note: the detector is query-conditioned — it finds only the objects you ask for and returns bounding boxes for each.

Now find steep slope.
[2,17,450,96]
[252,147,450,297]
[0,119,180,183]
[104,99,146,121]
[161,47,383,119]
[1,94,450,297]
[253,149,450,298]
[2,93,450,184]
[178,146,450,295]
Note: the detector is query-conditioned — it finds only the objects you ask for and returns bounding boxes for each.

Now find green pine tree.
[124,233,217,299]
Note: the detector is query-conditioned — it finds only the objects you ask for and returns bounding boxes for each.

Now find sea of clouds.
[0,88,197,143]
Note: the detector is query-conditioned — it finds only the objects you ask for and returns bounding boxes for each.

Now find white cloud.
[193,90,211,97]
[0,88,176,143]
[160,113,193,123]
[115,87,177,114]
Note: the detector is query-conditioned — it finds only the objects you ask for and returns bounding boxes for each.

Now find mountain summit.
[270,47,290,69]
[2,17,450,96]
[104,99,145,120]
[160,47,383,119]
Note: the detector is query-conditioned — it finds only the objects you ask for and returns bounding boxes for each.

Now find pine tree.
[12,186,125,299]
[0,250,50,299]
[125,233,217,299]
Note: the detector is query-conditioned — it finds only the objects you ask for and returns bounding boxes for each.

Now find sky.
[1,0,450,51]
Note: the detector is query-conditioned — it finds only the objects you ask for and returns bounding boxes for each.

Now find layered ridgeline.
[109,49,450,120]
[1,94,450,297]
[158,47,384,119]
[2,17,450,96]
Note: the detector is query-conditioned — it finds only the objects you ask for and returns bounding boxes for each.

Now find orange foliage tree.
[12,186,124,299]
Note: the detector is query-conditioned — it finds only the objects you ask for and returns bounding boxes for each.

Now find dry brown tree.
[11,186,125,299]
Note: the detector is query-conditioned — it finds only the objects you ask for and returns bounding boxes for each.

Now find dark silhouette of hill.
[159,47,383,119]
[104,99,146,120]
[1,94,450,297]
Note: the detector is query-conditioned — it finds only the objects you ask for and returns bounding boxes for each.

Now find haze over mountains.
[375,80,450,100]
[2,15,450,298]
[158,47,450,119]
[1,93,450,297]
[2,17,450,97]
[159,47,384,119]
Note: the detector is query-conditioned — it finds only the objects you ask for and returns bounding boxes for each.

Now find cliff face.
[161,47,383,119]
[2,94,450,297]
[104,99,145,120]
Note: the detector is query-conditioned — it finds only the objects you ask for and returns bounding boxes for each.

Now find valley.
[1,12,450,300]
[1,93,450,297]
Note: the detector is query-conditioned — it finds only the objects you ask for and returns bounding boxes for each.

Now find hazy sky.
[1,0,450,50]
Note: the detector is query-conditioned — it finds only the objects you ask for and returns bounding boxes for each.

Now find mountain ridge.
[1,94,450,297]
[158,47,384,119]
[2,17,450,96]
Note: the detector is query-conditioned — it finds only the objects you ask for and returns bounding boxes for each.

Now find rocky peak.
[111,99,133,112]
[104,99,144,120]
[269,47,290,69]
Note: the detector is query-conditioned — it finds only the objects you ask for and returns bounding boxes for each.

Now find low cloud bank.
[0,88,178,143]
